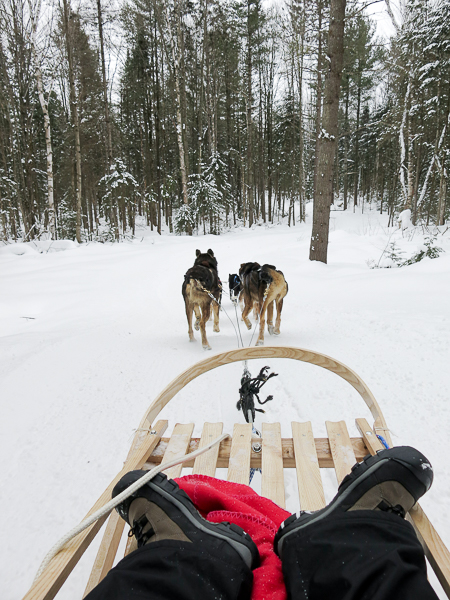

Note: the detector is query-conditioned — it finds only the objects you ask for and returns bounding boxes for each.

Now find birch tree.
[154,0,190,232]
[28,0,56,239]
[62,0,82,243]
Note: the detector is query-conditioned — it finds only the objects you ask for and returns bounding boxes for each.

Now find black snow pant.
[85,511,439,600]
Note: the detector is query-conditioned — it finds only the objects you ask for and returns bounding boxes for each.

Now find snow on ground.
[1,204,450,599]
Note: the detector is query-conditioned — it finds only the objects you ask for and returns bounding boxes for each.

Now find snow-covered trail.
[1,208,450,599]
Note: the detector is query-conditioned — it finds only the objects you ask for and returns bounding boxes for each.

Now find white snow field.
[1,204,450,599]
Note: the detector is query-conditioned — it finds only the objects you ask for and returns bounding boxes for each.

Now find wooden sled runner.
[24,346,450,600]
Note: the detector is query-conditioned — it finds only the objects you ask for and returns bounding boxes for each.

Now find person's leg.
[85,538,252,600]
[275,446,438,600]
[86,472,259,600]
[279,511,437,600]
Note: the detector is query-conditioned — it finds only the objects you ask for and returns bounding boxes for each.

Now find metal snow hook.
[236,366,278,425]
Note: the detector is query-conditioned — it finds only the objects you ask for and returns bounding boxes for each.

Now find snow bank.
[0,242,39,256]
[30,240,79,253]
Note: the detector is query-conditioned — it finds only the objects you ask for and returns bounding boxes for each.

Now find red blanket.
[176,475,290,600]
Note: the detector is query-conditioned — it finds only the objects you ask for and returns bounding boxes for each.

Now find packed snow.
[1,204,450,599]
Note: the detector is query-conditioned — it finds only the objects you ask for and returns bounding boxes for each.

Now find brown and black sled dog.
[239,262,288,346]
[182,249,221,350]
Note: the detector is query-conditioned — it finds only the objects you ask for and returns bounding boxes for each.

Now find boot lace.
[128,515,155,547]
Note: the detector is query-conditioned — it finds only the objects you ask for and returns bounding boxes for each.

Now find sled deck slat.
[227,423,252,484]
[192,423,224,476]
[292,422,326,511]
[356,418,450,597]
[261,423,285,508]
[161,423,195,479]
[355,418,381,454]
[83,512,124,597]
[410,504,450,597]
[326,421,356,484]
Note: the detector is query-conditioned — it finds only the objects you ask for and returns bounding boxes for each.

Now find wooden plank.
[161,423,194,479]
[261,423,285,508]
[355,418,384,453]
[292,422,326,510]
[227,423,252,484]
[356,418,450,598]
[145,436,368,469]
[83,511,124,597]
[192,422,223,476]
[326,421,356,484]
[24,420,168,600]
[410,504,450,598]
[83,419,168,596]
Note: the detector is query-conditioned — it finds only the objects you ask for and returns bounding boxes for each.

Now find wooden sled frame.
[24,346,450,600]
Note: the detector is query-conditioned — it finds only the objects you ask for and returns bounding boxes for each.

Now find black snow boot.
[113,470,260,570]
[274,445,433,558]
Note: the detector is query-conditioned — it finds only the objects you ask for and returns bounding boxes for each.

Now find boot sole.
[275,446,432,557]
[113,471,260,570]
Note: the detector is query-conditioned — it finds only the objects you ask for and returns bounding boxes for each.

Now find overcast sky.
[365,0,398,40]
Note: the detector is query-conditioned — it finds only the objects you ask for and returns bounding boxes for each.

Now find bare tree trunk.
[225,59,233,224]
[0,189,7,239]
[28,0,56,239]
[171,4,189,224]
[309,0,346,263]
[97,0,112,165]
[152,19,162,234]
[294,6,306,222]
[399,77,411,205]
[379,169,385,214]
[206,40,213,156]
[62,0,82,243]
[405,115,414,210]
[156,0,190,231]
[437,162,447,226]
[246,0,254,227]
[313,0,323,202]
[343,83,349,210]
[258,56,265,222]
[352,70,361,208]
[96,0,119,240]
[176,0,190,178]
[198,0,207,173]
[288,54,295,226]
[435,95,450,225]
[412,143,421,224]
[266,41,275,223]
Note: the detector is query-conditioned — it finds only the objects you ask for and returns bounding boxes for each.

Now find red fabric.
[175,475,290,600]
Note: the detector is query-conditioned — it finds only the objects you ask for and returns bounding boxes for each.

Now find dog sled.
[24,346,450,600]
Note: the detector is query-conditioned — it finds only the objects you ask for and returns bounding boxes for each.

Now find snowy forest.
[0,0,449,245]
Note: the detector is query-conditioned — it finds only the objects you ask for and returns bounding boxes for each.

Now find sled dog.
[182,249,221,350]
[228,273,241,304]
[239,262,288,346]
